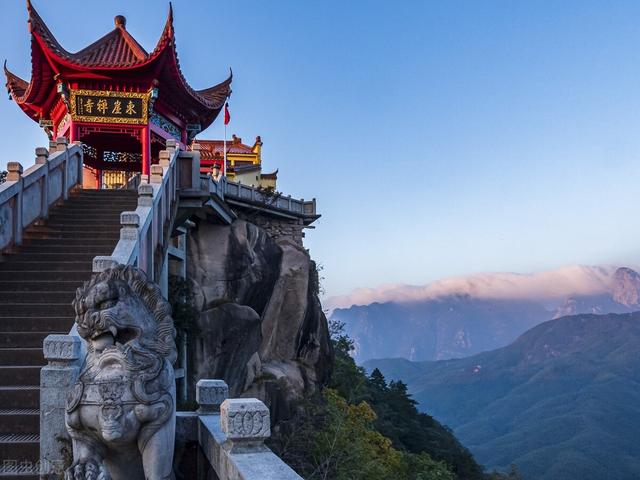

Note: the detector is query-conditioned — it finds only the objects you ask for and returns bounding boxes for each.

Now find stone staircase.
[0,189,136,479]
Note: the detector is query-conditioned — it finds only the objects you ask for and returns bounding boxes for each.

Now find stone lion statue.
[65,265,177,480]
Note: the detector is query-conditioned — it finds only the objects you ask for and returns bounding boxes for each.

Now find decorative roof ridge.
[4,60,31,103]
[148,3,174,58]
[73,23,149,64]
[195,69,233,107]
[26,0,73,60]
[26,0,171,69]
[159,3,231,109]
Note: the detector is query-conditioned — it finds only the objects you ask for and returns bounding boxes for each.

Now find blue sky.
[2,1,640,300]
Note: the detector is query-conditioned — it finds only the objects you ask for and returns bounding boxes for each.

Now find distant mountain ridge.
[365,312,640,480]
[332,266,640,362]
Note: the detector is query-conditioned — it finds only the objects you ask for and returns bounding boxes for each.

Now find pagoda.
[198,135,279,189]
[5,1,231,188]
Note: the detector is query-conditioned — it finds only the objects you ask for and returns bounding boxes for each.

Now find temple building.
[198,134,278,189]
[5,1,231,189]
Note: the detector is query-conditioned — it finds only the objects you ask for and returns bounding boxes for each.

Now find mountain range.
[331,266,640,362]
[365,311,640,480]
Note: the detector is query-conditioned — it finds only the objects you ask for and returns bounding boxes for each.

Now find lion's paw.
[64,458,111,480]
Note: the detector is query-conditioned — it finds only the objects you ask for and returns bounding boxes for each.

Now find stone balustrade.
[0,138,83,252]
[201,174,317,218]
[92,139,201,294]
[40,334,85,479]
[175,379,303,480]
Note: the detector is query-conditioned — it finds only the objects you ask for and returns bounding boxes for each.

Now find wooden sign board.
[70,89,149,125]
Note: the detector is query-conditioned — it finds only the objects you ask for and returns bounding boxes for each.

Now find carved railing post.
[196,379,229,414]
[35,147,50,220]
[220,398,271,452]
[40,334,82,479]
[6,162,24,246]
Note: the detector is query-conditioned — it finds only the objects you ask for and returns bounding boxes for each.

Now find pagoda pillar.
[142,125,150,176]
[69,121,78,143]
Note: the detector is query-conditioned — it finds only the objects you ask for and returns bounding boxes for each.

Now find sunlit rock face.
[612,267,640,307]
[187,219,332,423]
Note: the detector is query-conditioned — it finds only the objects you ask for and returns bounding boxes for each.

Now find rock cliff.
[186,218,332,423]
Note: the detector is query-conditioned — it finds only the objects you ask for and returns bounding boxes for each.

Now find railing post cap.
[166,138,177,148]
[220,398,270,441]
[138,183,154,196]
[159,150,171,160]
[196,379,229,414]
[191,142,201,151]
[120,211,140,226]
[35,147,49,157]
[43,334,81,362]
[7,162,23,173]
[93,256,120,273]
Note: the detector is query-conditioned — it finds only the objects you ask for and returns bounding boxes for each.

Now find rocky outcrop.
[186,219,332,421]
[612,267,640,307]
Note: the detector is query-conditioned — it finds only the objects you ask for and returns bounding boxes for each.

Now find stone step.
[0,386,39,409]
[0,409,39,435]
[45,215,123,224]
[0,317,72,333]
[23,226,120,236]
[0,262,92,272]
[39,217,120,232]
[0,292,75,304]
[22,238,115,247]
[22,231,119,240]
[1,253,96,263]
[57,200,136,209]
[12,245,111,255]
[0,434,39,465]
[0,462,39,479]
[0,271,91,282]
[0,333,63,349]
[0,281,79,293]
[0,349,44,367]
[0,366,40,386]
[0,304,74,318]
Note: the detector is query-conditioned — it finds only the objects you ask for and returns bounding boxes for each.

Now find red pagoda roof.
[198,139,255,160]
[5,1,232,128]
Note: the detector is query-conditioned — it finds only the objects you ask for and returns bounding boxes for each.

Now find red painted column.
[141,124,150,176]
[69,120,78,143]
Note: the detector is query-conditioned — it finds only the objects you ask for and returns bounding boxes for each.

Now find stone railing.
[40,334,84,478]
[92,139,201,292]
[0,138,83,252]
[200,174,317,218]
[175,380,303,480]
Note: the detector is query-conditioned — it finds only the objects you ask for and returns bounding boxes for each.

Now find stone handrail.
[92,139,201,290]
[201,174,317,217]
[175,380,303,480]
[0,138,83,252]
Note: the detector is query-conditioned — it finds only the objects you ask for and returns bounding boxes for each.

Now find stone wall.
[238,213,305,246]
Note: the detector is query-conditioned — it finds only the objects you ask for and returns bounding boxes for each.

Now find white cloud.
[325,265,622,311]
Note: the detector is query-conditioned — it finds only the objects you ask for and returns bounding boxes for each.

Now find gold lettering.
[97,99,108,115]
[83,98,94,114]
[112,100,122,115]
[125,100,137,116]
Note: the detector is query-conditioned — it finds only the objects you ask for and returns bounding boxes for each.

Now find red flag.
[224,103,230,125]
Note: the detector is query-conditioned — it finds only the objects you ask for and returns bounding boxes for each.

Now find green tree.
[0,170,6,184]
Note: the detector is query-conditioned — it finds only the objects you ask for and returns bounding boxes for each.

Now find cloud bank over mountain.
[326,265,622,311]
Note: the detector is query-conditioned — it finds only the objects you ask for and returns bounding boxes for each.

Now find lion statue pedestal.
[65,265,177,480]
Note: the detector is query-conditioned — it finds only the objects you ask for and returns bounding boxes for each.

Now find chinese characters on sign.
[70,90,149,124]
